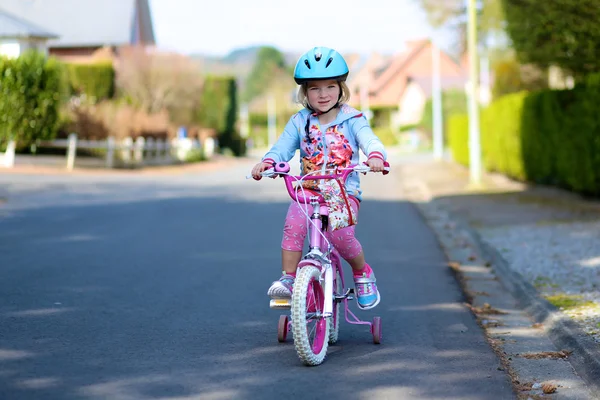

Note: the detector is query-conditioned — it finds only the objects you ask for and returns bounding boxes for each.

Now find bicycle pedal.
[270,298,291,309]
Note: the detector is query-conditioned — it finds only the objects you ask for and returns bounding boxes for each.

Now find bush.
[419,90,468,143]
[492,58,548,99]
[448,75,600,196]
[372,127,399,147]
[0,51,67,148]
[67,61,115,102]
[447,114,469,166]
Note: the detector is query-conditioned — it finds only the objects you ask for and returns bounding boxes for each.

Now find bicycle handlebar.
[253,161,390,205]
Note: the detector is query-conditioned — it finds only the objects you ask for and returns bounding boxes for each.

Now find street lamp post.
[467,0,482,185]
[267,94,276,148]
[432,41,443,160]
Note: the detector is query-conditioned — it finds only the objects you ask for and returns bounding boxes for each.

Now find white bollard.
[66,133,77,170]
[204,137,215,159]
[2,140,16,168]
[121,137,133,164]
[106,137,115,168]
[134,137,145,164]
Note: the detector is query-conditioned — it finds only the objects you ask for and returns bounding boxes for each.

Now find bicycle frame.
[273,162,377,327]
[260,160,387,363]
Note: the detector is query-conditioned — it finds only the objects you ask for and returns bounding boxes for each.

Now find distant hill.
[190,45,301,80]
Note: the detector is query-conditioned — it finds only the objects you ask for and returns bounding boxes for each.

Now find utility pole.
[467,0,482,186]
[431,41,443,160]
[267,94,276,148]
[240,103,249,139]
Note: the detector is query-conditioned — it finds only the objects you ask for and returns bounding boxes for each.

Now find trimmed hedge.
[447,74,600,196]
[197,75,245,156]
[67,61,115,101]
[0,51,67,148]
[447,114,469,166]
[419,89,468,140]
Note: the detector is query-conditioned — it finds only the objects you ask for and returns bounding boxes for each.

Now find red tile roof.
[348,39,467,108]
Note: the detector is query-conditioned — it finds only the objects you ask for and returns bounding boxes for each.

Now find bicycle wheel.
[328,266,341,344]
[277,315,289,343]
[291,265,329,366]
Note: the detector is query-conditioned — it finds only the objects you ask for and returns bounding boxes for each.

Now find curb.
[431,199,600,395]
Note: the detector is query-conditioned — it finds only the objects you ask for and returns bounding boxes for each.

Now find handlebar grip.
[362,161,391,175]
[382,161,390,175]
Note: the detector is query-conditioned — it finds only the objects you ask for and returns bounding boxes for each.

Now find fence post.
[2,140,16,168]
[66,133,77,171]
[156,139,165,162]
[134,137,145,164]
[121,137,133,164]
[204,137,215,159]
[146,137,155,163]
[106,136,115,169]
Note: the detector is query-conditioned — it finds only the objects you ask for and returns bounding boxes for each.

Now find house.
[0,8,58,58]
[0,0,155,62]
[346,39,467,129]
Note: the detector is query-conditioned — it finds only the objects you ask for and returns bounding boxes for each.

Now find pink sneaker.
[353,265,380,310]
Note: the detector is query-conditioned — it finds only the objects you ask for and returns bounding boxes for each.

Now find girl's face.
[306,80,340,113]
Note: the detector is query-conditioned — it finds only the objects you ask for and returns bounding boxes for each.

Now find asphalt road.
[0,155,516,400]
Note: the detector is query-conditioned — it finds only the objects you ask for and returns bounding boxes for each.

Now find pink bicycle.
[255,160,389,366]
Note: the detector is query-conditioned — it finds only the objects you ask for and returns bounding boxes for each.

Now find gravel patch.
[481,221,600,343]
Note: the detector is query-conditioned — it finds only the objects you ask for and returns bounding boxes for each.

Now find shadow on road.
[0,184,515,399]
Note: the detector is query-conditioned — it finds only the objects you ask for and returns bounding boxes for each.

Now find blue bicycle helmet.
[293,46,349,85]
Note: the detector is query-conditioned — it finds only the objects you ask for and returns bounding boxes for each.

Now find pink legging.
[281,197,362,260]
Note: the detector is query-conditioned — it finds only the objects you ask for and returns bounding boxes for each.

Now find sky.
[148,0,455,57]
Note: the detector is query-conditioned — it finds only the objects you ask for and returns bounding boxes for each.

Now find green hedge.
[447,114,469,166]
[197,75,245,156]
[419,90,468,139]
[67,61,114,101]
[0,51,67,148]
[447,75,600,196]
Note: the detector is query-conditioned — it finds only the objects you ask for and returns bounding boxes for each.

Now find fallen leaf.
[542,382,557,394]
[448,262,461,271]
[520,350,572,359]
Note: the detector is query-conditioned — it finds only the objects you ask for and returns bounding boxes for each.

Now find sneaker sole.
[267,284,292,299]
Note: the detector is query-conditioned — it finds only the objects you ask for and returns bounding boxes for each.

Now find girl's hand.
[251,162,274,180]
[367,158,385,173]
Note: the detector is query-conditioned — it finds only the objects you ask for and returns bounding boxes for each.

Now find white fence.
[0,134,216,170]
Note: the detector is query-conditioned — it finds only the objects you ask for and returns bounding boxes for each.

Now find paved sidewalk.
[397,157,600,398]
[0,153,248,177]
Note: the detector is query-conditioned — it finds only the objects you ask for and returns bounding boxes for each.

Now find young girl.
[251,46,387,310]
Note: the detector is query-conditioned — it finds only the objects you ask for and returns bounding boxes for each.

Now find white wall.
[0,39,49,59]
[0,41,21,58]
[396,82,427,127]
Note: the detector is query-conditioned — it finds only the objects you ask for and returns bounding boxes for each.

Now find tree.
[115,47,203,119]
[242,46,287,102]
[418,0,506,54]
[491,53,548,98]
[0,51,67,148]
[501,0,600,80]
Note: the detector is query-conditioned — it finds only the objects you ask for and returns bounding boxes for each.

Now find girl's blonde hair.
[296,80,351,109]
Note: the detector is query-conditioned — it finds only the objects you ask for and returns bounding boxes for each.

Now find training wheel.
[371,316,382,344]
[277,315,289,342]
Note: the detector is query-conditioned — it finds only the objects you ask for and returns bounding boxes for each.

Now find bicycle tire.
[291,265,329,366]
[328,266,341,344]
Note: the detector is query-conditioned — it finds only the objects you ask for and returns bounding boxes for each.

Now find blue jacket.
[262,104,387,201]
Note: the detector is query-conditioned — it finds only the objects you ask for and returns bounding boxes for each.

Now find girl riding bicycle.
[251,46,387,311]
